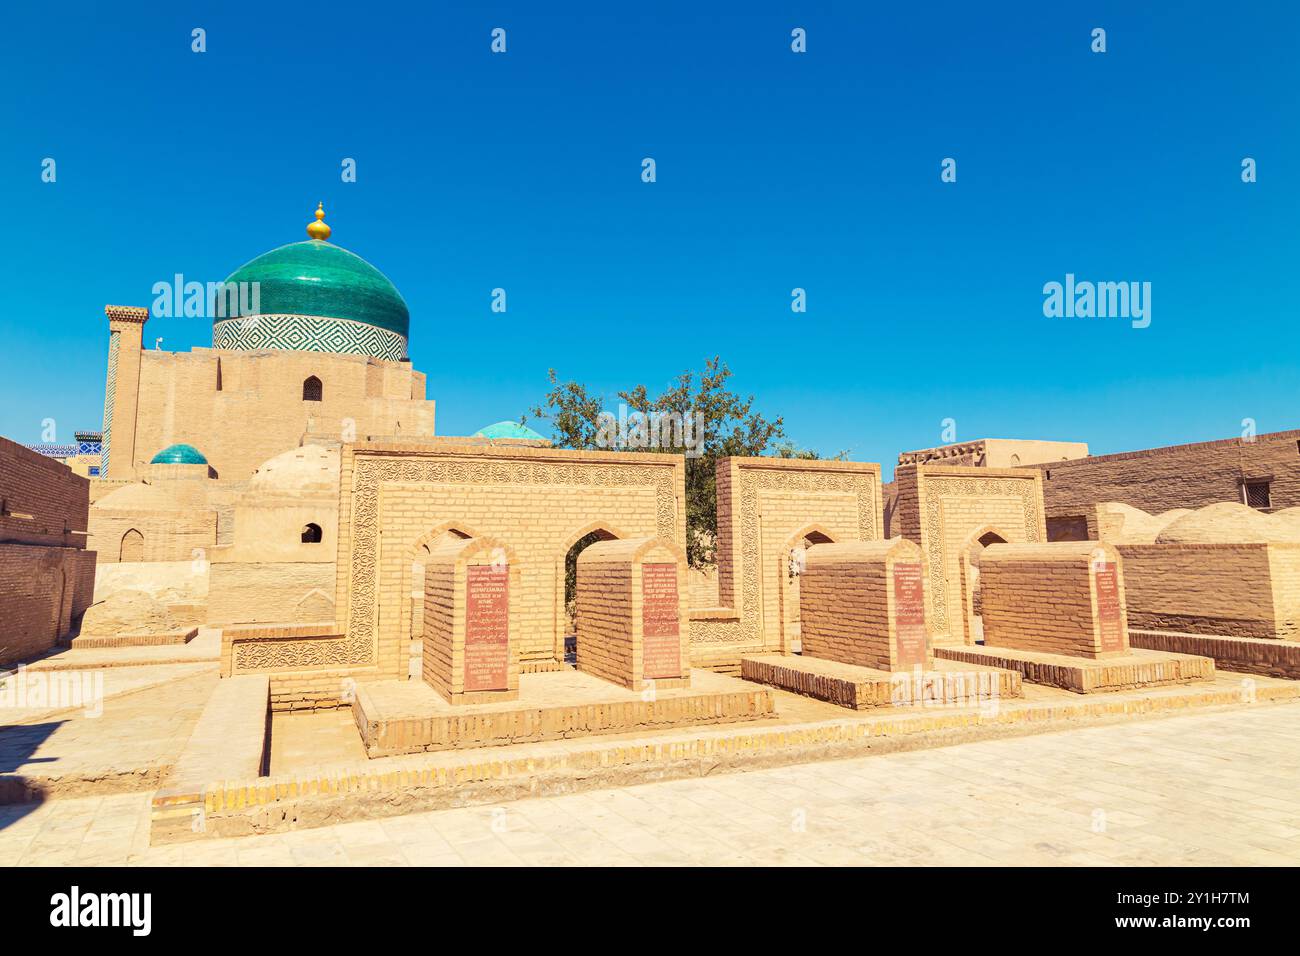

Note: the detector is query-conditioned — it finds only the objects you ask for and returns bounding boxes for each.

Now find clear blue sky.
[2,1,1296,479]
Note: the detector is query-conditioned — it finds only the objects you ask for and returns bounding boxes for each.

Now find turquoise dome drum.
[474,421,547,440]
[212,205,410,361]
[151,443,208,465]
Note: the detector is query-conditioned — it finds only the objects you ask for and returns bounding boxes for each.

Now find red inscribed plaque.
[1094,562,1124,653]
[641,562,681,679]
[464,564,509,692]
[892,561,928,670]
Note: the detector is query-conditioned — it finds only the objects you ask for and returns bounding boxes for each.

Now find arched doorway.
[120,529,144,562]
[779,526,835,654]
[960,529,1007,644]
[559,525,621,665]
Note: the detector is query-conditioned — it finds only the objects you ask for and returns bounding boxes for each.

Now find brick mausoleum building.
[887,432,1300,541]
[1032,429,1300,539]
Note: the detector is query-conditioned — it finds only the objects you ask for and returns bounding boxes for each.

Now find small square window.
[1243,481,1271,509]
[88,466,100,477]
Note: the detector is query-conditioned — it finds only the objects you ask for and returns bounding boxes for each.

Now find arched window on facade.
[303,376,322,402]
[301,523,323,543]
[120,528,145,562]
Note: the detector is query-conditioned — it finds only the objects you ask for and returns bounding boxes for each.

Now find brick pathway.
[3,701,1298,866]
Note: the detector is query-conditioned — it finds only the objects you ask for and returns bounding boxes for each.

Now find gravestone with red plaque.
[575,537,690,690]
[1092,560,1127,654]
[422,536,519,704]
[465,564,510,692]
[891,560,929,669]
[641,562,681,680]
[799,538,932,672]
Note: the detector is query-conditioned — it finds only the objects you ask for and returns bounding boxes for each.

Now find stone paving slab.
[0,671,216,803]
[6,701,1300,866]
[162,668,1299,843]
[0,662,213,726]
[151,674,270,843]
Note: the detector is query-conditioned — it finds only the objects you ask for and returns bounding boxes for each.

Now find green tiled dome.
[474,421,547,441]
[221,240,410,338]
[151,443,208,465]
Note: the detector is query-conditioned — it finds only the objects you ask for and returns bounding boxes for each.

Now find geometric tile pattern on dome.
[213,314,406,362]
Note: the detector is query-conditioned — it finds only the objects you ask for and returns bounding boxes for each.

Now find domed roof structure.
[247,445,340,496]
[211,204,410,362]
[474,421,547,441]
[150,443,208,465]
[1156,502,1300,544]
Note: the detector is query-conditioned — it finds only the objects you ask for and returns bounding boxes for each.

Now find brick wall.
[1036,429,1300,533]
[700,457,884,669]
[1117,542,1300,639]
[226,448,889,681]
[207,561,336,626]
[0,437,96,664]
[0,436,90,548]
[891,464,1047,645]
[87,508,217,563]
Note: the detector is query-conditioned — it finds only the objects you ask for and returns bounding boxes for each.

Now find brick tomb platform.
[741,540,1019,709]
[351,668,774,758]
[935,541,1216,693]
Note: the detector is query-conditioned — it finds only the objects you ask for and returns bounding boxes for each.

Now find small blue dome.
[151,443,208,465]
[473,421,546,441]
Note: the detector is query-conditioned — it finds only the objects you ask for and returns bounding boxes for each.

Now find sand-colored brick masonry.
[739,654,1020,709]
[1130,630,1300,680]
[890,464,1047,646]
[576,537,690,689]
[329,441,687,681]
[207,561,336,627]
[0,436,90,548]
[705,457,884,667]
[0,545,96,664]
[421,536,521,704]
[576,552,635,686]
[1117,542,1300,640]
[100,301,436,482]
[799,539,927,671]
[229,452,1054,681]
[980,541,1128,659]
[0,438,96,665]
[1034,429,1300,536]
[936,645,1213,693]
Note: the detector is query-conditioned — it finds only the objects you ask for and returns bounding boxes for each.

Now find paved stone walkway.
[3,701,1298,866]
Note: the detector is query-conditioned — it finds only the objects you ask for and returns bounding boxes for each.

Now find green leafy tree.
[529,357,796,568]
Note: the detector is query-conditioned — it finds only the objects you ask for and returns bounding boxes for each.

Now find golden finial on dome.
[306,202,331,240]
